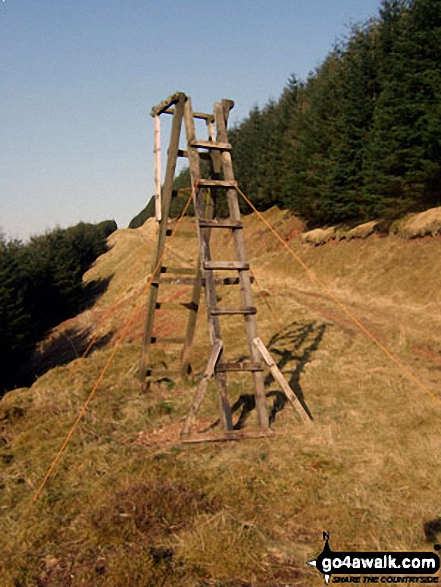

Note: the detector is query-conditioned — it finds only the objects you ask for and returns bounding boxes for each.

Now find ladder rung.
[151,337,185,345]
[164,108,214,121]
[189,140,232,151]
[156,301,198,311]
[166,229,197,238]
[203,261,250,271]
[161,267,195,275]
[209,306,256,316]
[197,179,236,189]
[198,219,243,229]
[215,362,264,373]
[181,430,274,443]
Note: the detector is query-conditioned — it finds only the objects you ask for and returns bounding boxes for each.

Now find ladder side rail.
[181,339,224,436]
[139,95,186,381]
[180,107,222,376]
[183,98,221,345]
[183,98,233,431]
[214,101,269,429]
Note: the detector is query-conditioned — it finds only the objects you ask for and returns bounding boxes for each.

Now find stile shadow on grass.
[264,319,327,423]
[208,320,327,431]
[240,320,326,428]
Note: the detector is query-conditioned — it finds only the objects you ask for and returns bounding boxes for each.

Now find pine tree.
[282,53,341,225]
[0,238,33,391]
[363,0,441,217]
[326,25,378,223]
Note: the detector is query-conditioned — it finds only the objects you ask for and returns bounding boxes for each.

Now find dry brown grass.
[396,207,441,238]
[1,208,441,586]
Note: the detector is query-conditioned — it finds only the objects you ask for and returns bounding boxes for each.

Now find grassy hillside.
[1,208,441,586]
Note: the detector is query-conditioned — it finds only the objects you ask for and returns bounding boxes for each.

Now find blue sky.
[1,0,382,240]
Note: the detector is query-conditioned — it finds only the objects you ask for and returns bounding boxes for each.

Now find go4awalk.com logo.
[308,533,440,584]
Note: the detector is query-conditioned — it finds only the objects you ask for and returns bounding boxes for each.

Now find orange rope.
[31,190,194,504]
[236,184,441,409]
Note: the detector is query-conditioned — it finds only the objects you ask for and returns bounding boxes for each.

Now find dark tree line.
[0,220,117,393]
[132,0,441,228]
[230,0,441,226]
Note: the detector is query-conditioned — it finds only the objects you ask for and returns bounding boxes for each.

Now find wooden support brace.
[253,337,312,425]
[150,92,187,116]
[181,429,274,444]
[181,339,223,437]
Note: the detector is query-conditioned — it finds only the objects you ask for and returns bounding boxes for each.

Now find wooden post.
[154,115,162,222]
[253,337,312,425]
[181,339,223,437]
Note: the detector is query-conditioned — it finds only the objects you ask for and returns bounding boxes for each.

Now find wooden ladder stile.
[181,96,270,437]
[140,92,313,440]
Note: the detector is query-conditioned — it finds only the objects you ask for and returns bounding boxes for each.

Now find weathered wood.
[209,306,257,316]
[214,101,269,430]
[181,339,224,436]
[184,97,221,344]
[198,219,243,229]
[183,97,233,432]
[154,115,162,222]
[140,94,187,382]
[148,93,301,440]
[222,99,235,117]
[181,429,274,444]
[203,260,250,271]
[189,139,232,151]
[150,92,187,116]
[164,107,214,121]
[196,179,236,188]
[215,362,264,373]
[253,337,312,425]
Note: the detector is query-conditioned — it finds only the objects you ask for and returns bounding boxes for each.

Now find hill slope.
[1,208,441,586]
